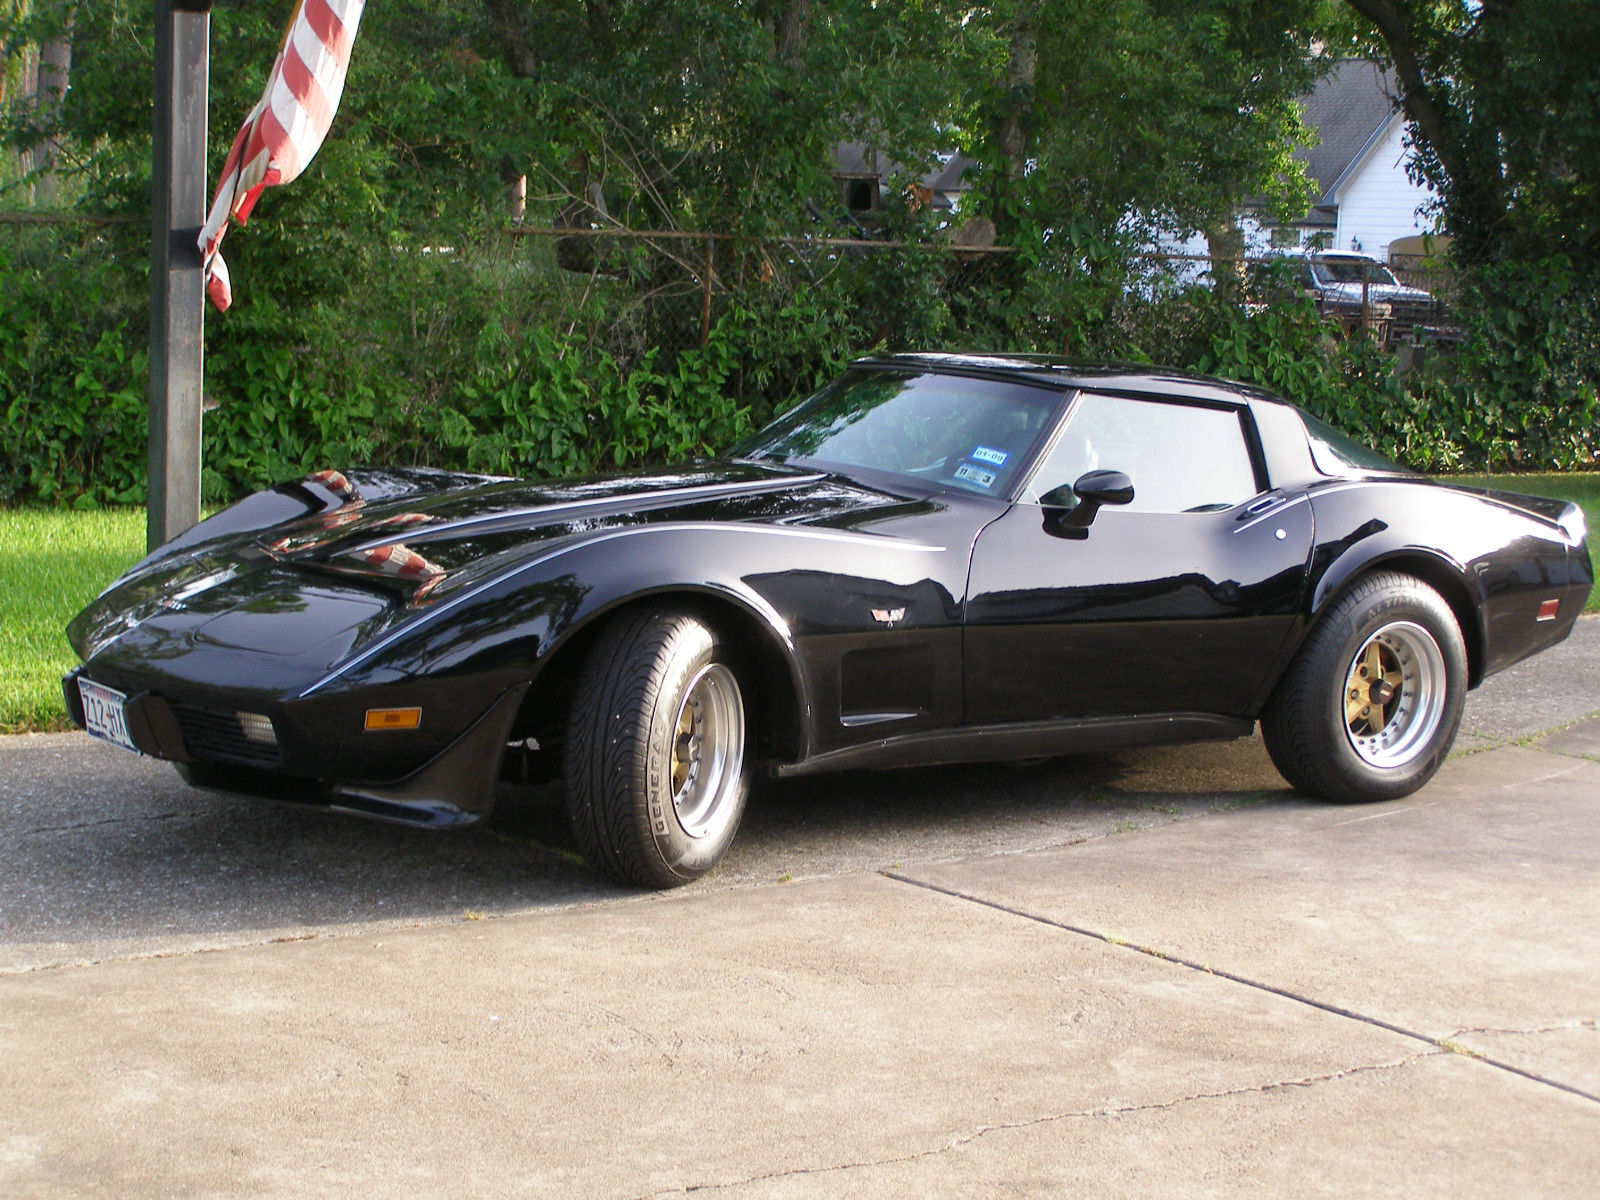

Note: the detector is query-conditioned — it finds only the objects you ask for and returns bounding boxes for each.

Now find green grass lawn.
[1,480,1597,732]
[0,508,146,732]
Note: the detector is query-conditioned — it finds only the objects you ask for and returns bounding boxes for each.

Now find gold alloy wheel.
[668,662,745,840]
[1342,620,1447,768]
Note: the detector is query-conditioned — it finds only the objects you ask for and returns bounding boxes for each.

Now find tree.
[1343,0,1600,264]
[956,2,1332,249]
[0,0,72,200]
[469,0,967,234]
[7,1,1338,248]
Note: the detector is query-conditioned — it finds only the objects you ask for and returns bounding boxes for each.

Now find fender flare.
[1306,539,1488,687]
[472,528,816,763]
[534,576,812,760]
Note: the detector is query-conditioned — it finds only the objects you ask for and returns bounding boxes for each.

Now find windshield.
[730,369,1060,497]
[1312,258,1400,287]
[1300,411,1411,477]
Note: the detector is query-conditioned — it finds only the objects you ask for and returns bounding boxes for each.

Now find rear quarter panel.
[1306,480,1586,681]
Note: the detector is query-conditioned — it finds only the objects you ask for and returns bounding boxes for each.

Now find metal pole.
[700,237,714,349]
[147,0,212,551]
[1360,259,1371,337]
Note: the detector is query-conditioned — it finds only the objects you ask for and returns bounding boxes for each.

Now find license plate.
[78,678,140,755]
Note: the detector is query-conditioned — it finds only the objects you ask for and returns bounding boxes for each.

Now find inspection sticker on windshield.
[79,678,139,754]
[970,445,1009,466]
[954,463,998,489]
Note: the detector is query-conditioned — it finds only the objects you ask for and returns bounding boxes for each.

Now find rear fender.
[1309,541,1486,687]
[1304,484,1548,689]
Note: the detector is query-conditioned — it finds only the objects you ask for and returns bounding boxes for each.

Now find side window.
[1024,393,1261,514]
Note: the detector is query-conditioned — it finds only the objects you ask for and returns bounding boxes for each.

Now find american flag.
[198,0,366,312]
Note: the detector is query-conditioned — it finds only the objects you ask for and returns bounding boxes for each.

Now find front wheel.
[565,607,749,888]
[1261,571,1467,803]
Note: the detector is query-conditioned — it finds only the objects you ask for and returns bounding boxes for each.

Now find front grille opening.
[170,701,282,767]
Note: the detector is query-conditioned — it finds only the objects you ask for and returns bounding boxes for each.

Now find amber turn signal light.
[365,707,422,731]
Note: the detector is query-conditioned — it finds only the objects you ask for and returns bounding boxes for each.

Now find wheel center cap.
[1369,679,1397,706]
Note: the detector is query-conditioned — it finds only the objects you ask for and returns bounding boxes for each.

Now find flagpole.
[148,0,212,552]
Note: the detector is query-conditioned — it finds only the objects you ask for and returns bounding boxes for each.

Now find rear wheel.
[565,607,749,888]
[1261,571,1466,803]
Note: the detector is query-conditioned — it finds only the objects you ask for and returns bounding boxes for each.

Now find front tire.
[565,607,749,888]
[1261,571,1467,803]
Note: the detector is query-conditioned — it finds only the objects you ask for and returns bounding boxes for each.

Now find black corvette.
[67,354,1592,886]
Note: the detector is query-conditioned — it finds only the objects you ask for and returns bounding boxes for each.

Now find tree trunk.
[1343,1,1466,185]
[584,0,617,57]
[774,0,811,73]
[1342,0,1503,262]
[991,2,1037,226]
[1205,218,1246,309]
[1,0,37,110]
[483,0,539,79]
[10,43,38,127]
[30,23,71,203]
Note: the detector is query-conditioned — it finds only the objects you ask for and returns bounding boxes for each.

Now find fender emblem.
[871,607,906,627]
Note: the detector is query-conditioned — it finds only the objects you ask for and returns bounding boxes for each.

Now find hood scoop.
[385,470,828,552]
[260,468,827,564]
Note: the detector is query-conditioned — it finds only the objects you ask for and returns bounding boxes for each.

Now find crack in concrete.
[0,888,645,977]
[639,1053,1433,1198]
[1445,1019,1597,1040]
[1533,744,1600,764]
[884,871,1600,1108]
[7,809,206,838]
[869,798,1268,882]
[1456,706,1600,758]
[1490,759,1591,789]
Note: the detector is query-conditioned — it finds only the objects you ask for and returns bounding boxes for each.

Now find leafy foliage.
[0,1,1594,508]
[960,0,1327,242]
[1341,0,1600,268]
[1440,257,1600,471]
[0,223,148,505]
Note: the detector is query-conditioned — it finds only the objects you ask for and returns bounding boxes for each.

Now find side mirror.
[1042,469,1134,539]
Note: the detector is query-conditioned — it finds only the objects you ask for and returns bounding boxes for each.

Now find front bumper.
[64,669,528,827]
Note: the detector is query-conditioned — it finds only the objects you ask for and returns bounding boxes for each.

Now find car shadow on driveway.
[1,729,1297,970]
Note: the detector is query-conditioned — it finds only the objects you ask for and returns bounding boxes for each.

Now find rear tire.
[565,607,749,888]
[1261,571,1466,803]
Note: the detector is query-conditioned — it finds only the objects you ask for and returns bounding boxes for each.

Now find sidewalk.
[1,623,1596,1198]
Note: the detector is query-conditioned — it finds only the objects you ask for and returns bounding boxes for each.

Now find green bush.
[1436,256,1600,471]
[2,223,1597,507]
[0,226,148,506]
[1194,294,1467,471]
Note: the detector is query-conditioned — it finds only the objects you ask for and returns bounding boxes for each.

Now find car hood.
[247,460,942,586]
[256,462,824,559]
[1319,281,1435,304]
[69,461,942,674]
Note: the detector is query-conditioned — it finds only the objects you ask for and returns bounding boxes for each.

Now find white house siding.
[1139,215,1273,289]
[1187,215,1273,258]
[1238,214,1273,255]
[1332,117,1438,258]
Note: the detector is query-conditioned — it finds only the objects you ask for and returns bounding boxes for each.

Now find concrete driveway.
[1,618,1596,1197]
